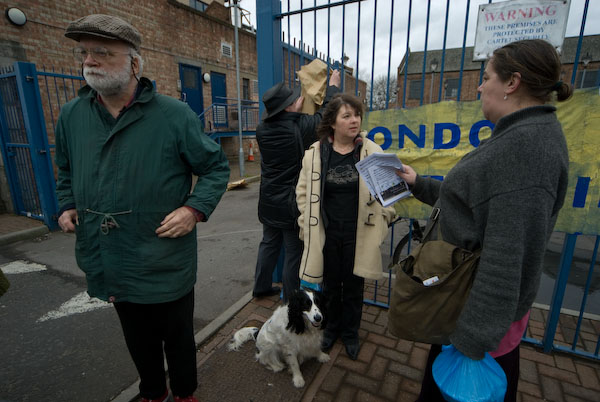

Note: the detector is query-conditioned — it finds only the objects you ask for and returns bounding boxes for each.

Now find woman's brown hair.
[317,93,364,141]
[492,39,573,102]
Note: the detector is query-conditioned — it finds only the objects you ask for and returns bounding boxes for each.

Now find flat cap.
[65,14,141,51]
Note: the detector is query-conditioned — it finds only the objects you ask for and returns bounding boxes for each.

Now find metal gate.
[256,0,599,361]
[0,62,83,229]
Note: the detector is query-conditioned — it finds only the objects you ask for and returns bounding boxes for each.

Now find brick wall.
[395,62,599,109]
[0,0,258,147]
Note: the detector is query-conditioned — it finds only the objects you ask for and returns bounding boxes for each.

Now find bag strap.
[390,207,440,266]
[421,206,441,242]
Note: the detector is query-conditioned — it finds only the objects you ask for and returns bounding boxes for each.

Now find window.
[189,0,208,12]
[182,68,198,90]
[221,42,232,58]
[242,78,250,100]
[575,69,599,88]
[252,80,259,97]
[409,79,422,100]
[444,78,460,99]
[242,78,252,105]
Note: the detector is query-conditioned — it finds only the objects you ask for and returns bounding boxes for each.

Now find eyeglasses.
[73,47,131,63]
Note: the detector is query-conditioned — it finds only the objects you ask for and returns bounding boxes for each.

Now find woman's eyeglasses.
[73,47,131,62]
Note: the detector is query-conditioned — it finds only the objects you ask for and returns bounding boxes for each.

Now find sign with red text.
[473,0,571,61]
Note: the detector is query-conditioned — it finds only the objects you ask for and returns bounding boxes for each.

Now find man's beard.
[84,63,133,97]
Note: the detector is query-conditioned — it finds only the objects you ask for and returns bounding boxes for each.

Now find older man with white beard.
[55,14,229,402]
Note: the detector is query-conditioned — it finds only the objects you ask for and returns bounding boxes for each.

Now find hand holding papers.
[356,153,411,207]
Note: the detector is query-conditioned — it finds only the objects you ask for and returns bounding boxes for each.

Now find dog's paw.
[317,352,330,363]
[268,363,285,372]
[292,375,305,388]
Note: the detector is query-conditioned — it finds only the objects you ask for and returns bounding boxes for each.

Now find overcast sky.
[236,0,599,82]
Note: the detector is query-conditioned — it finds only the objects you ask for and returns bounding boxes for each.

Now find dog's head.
[286,289,326,335]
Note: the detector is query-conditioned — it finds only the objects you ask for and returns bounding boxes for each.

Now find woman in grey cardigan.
[396,39,573,401]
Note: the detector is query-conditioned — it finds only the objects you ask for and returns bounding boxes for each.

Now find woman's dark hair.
[317,93,364,141]
[492,39,573,102]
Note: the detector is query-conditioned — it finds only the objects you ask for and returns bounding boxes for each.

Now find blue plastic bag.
[433,345,507,402]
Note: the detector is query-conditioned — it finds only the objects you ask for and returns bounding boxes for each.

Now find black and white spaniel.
[227,288,329,387]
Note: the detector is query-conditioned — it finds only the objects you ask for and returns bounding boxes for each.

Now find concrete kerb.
[0,226,49,247]
[110,291,255,402]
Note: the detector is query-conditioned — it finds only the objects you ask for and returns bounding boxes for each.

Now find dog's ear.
[286,289,306,334]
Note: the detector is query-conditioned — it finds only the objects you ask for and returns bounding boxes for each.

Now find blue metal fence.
[198,98,260,141]
[0,62,84,229]
[256,0,600,361]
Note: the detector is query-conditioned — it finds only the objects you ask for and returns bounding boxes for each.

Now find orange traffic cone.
[248,142,255,162]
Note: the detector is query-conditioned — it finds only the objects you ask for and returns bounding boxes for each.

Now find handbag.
[387,207,481,345]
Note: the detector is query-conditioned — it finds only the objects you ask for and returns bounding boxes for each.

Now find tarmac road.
[0,182,262,402]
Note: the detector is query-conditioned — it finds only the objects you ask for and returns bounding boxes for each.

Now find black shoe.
[344,339,360,360]
[321,331,338,352]
[252,286,281,298]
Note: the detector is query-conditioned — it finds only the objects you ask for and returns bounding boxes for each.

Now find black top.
[256,86,340,229]
[324,150,359,224]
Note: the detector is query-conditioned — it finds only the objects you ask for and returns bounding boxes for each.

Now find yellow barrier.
[363,89,600,235]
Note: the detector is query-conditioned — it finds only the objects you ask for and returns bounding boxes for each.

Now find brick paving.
[0,213,45,236]
[194,291,600,402]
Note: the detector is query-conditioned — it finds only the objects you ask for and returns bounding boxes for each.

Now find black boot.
[321,331,338,352]
[344,338,360,360]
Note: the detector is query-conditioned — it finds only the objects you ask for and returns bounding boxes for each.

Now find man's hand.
[156,207,197,238]
[285,95,304,113]
[329,69,341,88]
[58,209,78,233]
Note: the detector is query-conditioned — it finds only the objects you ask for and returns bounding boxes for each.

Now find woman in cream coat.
[296,93,395,359]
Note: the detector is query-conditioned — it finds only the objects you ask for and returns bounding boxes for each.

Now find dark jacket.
[256,85,340,228]
[55,78,230,304]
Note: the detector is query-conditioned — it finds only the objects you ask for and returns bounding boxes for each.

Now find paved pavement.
[1,156,599,402]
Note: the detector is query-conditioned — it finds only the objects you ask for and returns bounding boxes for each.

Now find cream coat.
[296,133,396,283]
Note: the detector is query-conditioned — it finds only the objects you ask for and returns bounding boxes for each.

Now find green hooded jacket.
[55,78,229,304]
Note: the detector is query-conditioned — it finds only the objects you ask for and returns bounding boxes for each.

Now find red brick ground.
[197,292,600,402]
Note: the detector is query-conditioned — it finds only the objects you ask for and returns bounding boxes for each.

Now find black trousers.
[114,290,198,399]
[323,221,364,342]
[254,224,303,302]
[417,344,520,402]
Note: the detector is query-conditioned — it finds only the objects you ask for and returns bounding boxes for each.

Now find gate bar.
[368,0,377,110]
[437,0,450,102]
[275,0,363,18]
[543,233,578,353]
[384,0,395,109]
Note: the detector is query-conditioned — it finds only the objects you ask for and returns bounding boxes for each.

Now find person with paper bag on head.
[252,70,341,302]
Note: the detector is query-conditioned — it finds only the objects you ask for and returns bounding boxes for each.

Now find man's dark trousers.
[254,224,302,302]
[114,290,197,399]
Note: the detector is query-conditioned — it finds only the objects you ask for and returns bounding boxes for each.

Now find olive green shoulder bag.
[388,207,481,345]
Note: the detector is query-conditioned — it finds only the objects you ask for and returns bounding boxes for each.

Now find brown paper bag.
[297,59,330,115]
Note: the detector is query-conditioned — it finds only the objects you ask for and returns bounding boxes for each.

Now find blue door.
[179,64,204,117]
[210,72,227,128]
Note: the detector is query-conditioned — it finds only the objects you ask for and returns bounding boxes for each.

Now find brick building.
[0,0,260,137]
[396,35,600,109]
[0,0,261,214]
